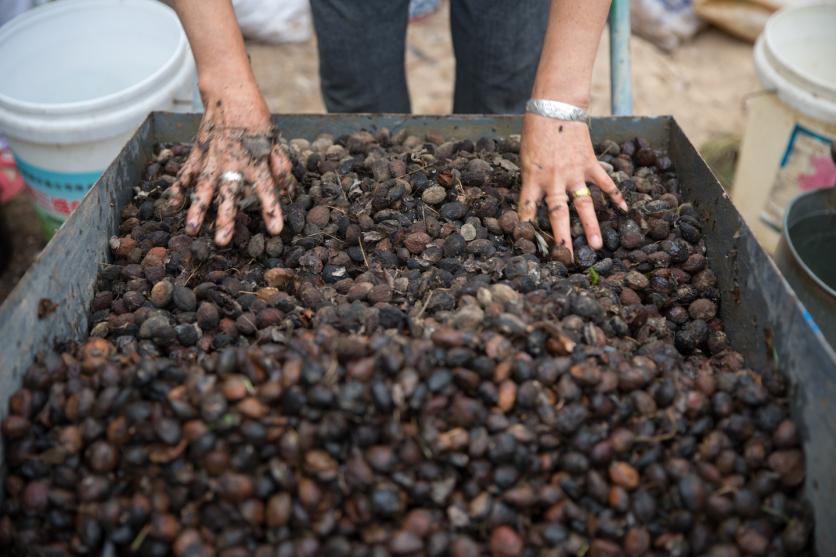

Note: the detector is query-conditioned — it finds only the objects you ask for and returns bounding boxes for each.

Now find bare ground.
[0,195,46,302]
[249,1,759,148]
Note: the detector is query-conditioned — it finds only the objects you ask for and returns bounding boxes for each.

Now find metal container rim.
[782,188,836,298]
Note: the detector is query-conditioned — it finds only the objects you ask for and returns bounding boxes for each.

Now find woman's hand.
[169,0,294,246]
[166,86,294,246]
[518,113,627,259]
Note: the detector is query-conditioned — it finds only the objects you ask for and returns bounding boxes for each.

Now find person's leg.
[310,0,411,113]
[450,0,550,114]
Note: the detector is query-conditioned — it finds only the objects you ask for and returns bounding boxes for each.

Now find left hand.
[518,113,628,259]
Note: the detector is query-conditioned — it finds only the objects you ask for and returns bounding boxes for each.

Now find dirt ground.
[249,1,759,149]
[0,3,758,303]
[0,195,46,301]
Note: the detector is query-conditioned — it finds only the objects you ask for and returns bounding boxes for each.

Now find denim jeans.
[309,0,550,114]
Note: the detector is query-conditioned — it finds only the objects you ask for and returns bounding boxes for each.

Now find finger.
[168,146,203,208]
[518,179,542,223]
[269,144,295,199]
[590,163,628,212]
[545,186,572,256]
[214,167,243,247]
[569,184,602,249]
[247,162,284,236]
[185,153,219,236]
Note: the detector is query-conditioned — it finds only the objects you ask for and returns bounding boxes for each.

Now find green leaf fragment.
[221,413,240,426]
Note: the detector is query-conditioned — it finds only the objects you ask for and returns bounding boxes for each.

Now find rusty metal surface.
[0,113,833,553]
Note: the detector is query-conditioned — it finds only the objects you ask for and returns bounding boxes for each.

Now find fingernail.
[590,234,601,248]
[619,201,629,211]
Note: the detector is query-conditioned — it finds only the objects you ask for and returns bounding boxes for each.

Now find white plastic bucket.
[0,0,196,237]
[733,2,836,253]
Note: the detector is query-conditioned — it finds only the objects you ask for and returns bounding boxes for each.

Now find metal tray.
[1,113,834,553]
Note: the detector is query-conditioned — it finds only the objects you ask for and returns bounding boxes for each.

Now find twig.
[329,170,351,205]
[240,314,257,334]
[298,231,324,240]
[531,221,555,243]
[358,238,369,269]
[414,292,433,320]
[421,201,439,216]
[596,142,618,160]
[322,232,343,244]
[455,176,466,197]
[413,419,434,459]
[760,505,791,523]
[184,261,205,287]
[131,525,151,552]
[393,160,442,180]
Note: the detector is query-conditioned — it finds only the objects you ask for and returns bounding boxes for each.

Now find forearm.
[173,0,259,99]
[531,0,611,108]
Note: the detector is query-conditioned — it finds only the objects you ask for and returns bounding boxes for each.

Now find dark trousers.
[309,0,550,114]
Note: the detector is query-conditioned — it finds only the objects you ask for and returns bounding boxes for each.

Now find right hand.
[167,85,295,246]
[518,114,627,260]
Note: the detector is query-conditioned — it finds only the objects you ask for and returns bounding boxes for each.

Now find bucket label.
[762,124,835,229]
[14,155,102,224]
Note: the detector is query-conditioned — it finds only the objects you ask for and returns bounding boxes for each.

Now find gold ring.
[571,187,591,199]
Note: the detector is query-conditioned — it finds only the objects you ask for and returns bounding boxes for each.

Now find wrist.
[525,99,589,125]
[529,90,590,110]
[530,78,590,110]
[198,64,260,101]
[199,79,261,104]
[198,76,271,129]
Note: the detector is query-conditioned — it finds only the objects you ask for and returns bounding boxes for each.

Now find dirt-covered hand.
[518,114,627,259]
[167,91,295,246]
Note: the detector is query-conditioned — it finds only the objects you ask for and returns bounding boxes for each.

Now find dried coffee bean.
[1,131,811,556]
[443,234,466,257]
[675,319,708,353]
[489,525,523,557]
[196,302,219,330]
[150,280,174,308]
[86,441,118,473]
[688,298,717,321]
[609,461,640,490]
[404,232,431,254]
[172,286,196,312]
[390,530,423,555]
[422,186,447,205]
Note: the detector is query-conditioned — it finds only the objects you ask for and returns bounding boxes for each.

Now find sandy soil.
[249,1,759,148]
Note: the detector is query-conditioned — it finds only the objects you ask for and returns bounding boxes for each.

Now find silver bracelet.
[525,99,590,124]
